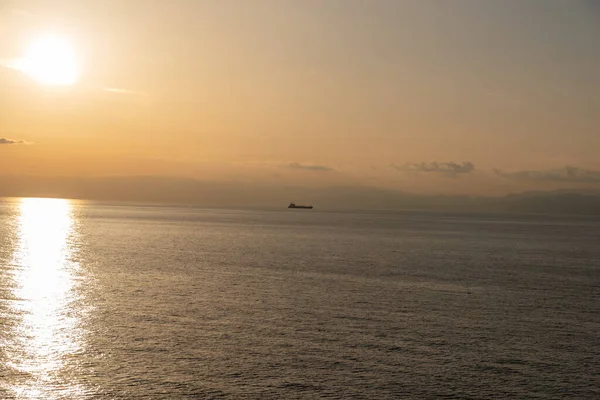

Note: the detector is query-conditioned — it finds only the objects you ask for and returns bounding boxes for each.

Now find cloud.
[104,87,149,97]
[0,58,19,71]
[495,166,600,183]
[394,161,475,177]
[101,87,151,105]
[0,137,29,145]
[286,162,334,172]
[0,61,148,103]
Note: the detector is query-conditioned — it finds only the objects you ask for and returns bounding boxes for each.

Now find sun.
[20,35,80,86]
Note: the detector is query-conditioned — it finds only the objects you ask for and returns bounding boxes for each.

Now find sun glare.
[20,35,80,86]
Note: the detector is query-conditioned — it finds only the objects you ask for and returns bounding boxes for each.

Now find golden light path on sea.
[4,198,87,399]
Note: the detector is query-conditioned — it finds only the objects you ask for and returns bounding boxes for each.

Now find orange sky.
[1,1,600,197]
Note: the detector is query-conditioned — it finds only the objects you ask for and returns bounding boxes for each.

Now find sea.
[0,198,599,399]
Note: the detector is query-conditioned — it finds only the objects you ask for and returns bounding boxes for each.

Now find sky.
[1,0,600,200]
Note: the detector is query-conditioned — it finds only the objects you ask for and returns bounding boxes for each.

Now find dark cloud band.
[0,138,27,145]
[495,166,600,183]
[394,161,475,176]
[286,162,334,172]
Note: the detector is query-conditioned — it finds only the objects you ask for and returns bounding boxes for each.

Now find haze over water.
[1,198,598,399]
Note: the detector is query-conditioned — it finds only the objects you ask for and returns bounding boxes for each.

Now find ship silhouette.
[288,202,313,209]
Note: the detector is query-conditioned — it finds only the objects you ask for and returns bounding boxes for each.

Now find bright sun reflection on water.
[5,198,87,399]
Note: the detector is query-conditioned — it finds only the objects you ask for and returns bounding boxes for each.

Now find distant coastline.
[1,175,600,216]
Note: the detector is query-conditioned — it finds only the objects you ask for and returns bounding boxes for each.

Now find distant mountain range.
[1,175,600,216]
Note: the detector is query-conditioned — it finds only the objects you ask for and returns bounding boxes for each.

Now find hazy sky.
[1,0,599,196]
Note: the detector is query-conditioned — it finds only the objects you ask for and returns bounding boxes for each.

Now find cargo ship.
[288,202,313,209]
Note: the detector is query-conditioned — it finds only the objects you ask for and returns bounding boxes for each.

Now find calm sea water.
[0,198,599,399]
